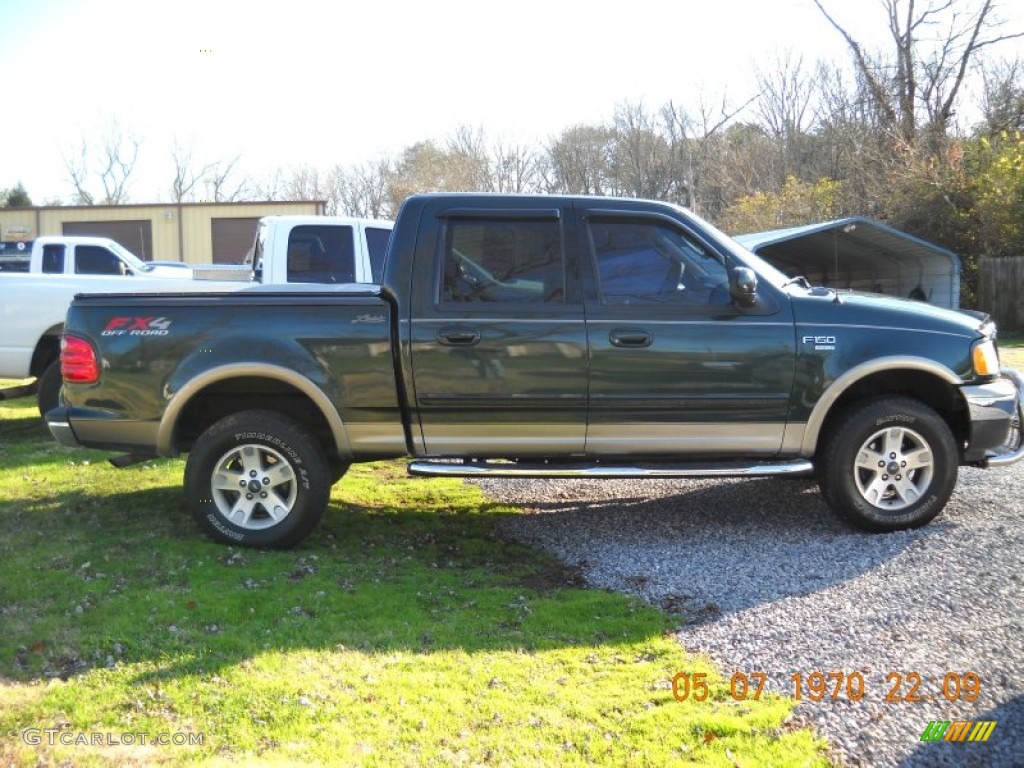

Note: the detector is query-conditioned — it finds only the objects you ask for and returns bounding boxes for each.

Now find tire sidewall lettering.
[232,432,303,464]
[874,414,916,427]
[206,512,245,541]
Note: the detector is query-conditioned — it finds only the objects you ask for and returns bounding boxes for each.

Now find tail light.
[61,335,100,383]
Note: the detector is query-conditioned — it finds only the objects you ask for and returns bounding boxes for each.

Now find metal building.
[0,200,326,265]
[735,217,962,309]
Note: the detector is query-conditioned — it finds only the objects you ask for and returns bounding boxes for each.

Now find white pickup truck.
[247,215,393,284]
[0,216,393,415]
[8,236,194,277]
[0,274,247,416]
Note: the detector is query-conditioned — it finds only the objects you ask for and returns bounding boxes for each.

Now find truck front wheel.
[819,397,958,531]
[184,410,330,548]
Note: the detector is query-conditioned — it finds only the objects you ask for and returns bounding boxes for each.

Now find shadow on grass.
[0,410,107,473]
[0,410,49,443]
[0,476,656,689]
[0,468,924,690]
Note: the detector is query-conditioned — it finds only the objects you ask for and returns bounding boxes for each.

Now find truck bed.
[56,285,406,459]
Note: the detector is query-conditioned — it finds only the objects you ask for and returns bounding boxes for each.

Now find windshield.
[108,240,148,272]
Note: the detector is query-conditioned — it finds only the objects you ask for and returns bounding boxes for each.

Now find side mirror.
[729,267,758,307]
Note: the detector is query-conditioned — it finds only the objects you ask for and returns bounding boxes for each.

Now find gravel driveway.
[479,464,1023,767]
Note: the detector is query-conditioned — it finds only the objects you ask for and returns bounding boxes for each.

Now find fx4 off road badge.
[101,317,172,337]
[802,334,837,351]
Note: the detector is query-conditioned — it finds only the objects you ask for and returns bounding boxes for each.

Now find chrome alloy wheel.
[210,443,298,530]
[853,425,935,511]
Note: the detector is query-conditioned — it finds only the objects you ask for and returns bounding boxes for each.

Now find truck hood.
[791,290,989,338]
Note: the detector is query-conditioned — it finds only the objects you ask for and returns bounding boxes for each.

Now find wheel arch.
[157,364,353,464]
[30,324,63,378]
[802,357,967,457]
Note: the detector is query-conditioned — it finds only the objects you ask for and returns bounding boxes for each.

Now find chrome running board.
[408,459,815,479]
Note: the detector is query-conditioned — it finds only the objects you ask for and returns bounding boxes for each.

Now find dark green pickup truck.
[48,194,1023,547]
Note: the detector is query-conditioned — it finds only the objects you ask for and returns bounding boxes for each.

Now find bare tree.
[444,126,492,190]
[64,139,94,205]
[253,167,286,200]
[63,122,141,205]
[544,124,615,195]
[384,132,501,211]
[610,101,675,200]
[170,139,218,203]
[755,52,821,186]
[332,159,394,218]
[661,91,756,216]
[206,156,250,202]
[808,62,896,215]
[978,56,1024,132]
[489,139,541,193]
[385,141,449,211]
[717,121,777,205]
[813,0,1023,147]
[96,123,140,204]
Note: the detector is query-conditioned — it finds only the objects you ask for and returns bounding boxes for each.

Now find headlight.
[972,338,1000,376]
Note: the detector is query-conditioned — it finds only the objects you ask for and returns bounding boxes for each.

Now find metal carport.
[734,217,962,309]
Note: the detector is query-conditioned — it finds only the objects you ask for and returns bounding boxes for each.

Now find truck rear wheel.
[819,397,958,531]
[37,361,63,418]
[328,460,351,485]
[184,410,330,548]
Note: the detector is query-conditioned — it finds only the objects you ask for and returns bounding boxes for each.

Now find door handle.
[609,329,653,348]
[437,327,481,346]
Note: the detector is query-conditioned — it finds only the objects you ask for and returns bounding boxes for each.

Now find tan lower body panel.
[415,422,795,458]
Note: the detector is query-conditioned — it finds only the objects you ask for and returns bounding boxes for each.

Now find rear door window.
[286,225,355,283]
[41,244,65,273]
[441,218,564,304]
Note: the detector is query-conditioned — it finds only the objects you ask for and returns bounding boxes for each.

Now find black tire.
[818,397,958,532]
[328,460,351,486]
[184,410,330,548]
[37,360,63,418]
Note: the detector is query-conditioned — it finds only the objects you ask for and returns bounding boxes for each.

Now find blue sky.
[2,0,1021,203]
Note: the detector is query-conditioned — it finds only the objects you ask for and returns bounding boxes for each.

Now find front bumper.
[961,368,1024,466]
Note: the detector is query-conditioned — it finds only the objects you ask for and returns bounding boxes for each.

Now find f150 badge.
[802,335,837,351]
[101,317,172,336]
[352,314,386,324]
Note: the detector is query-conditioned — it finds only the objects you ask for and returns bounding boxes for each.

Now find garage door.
[212,217,260,264]
[62,220,154,261]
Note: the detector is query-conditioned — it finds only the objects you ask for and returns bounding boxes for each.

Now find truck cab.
[249,216,394,284]
[31,236,192,277]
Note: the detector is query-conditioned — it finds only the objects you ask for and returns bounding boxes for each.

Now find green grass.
[999,332,1024,370]
[0,385,828,767]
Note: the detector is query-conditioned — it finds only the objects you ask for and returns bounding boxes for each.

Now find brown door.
[62,220,154,261]
[211,217,261,264]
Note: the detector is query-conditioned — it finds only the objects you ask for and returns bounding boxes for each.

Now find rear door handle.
[437,327,481,346]
[609,329,653,348]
